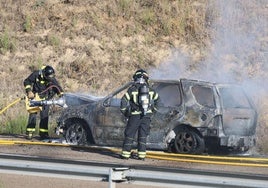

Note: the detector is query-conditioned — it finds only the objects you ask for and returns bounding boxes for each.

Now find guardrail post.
[108,167,129,188]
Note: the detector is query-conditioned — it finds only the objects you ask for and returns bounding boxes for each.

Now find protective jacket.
[24,69,63,99]
[120,83,159,117]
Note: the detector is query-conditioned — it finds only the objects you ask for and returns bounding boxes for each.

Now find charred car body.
[55,79,258,154]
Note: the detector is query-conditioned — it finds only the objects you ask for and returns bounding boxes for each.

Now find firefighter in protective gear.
[24,65,64,140]
[120,69,159,160]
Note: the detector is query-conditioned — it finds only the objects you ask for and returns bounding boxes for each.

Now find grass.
[0,30,16,54]
[2,116,27,134]
[47,34,61,48]
[23,15,32,32]
[0,98,28,134]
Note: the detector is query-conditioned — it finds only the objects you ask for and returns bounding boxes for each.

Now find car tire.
[191,131,205,154]
[174,127,205,154]
[174,126,197,154]
[64,121,88,145]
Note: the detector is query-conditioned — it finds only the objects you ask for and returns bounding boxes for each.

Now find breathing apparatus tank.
[138,84,150,115]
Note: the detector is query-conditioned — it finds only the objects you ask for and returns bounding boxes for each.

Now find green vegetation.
[1,116,27,135]
[23,15,32,32]
[47,34,61,48]
[0,30,16,54]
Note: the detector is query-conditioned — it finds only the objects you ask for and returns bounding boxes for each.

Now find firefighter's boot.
[26,132,33,140]
[39,134,49,140]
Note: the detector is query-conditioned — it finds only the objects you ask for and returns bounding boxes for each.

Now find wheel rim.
[174,130,196,153]
[65,123,85,144]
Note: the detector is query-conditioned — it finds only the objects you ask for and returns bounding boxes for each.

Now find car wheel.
[191,131,205,154]
[64,121,87,145]
[174,127,205,154]
[174,127,197,154]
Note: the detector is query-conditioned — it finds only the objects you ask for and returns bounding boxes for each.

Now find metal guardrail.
[0,154,267,188]
[1,139,268,168]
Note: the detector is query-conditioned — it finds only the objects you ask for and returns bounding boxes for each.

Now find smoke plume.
[150,0,268,101]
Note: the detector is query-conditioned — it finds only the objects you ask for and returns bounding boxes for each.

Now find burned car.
[55,79,258,154]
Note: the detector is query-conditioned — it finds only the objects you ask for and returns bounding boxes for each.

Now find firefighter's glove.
[27,91,35,99]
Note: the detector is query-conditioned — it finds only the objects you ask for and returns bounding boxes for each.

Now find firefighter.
[24,65,64,140]
[120,69,159,160]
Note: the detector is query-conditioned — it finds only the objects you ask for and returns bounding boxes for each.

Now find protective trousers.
[122,115,151,159]
[26,105,49,137]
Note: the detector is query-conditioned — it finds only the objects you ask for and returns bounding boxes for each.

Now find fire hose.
[0,97,23,115]
[0,85,66,115]
[25,95,67,114]
[26,85,67,113]
[0,96,67,115]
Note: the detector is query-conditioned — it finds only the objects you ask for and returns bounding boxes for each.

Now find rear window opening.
[218,87,250,108]
[191,85,216,108]
[154,84,182,107]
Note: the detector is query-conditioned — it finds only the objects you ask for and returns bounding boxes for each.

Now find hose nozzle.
[30,96,68,108]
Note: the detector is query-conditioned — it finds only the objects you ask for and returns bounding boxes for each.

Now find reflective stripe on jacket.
[120,83,159,116]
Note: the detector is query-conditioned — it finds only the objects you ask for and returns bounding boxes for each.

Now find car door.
[180,79,219,128]
[216,85,257,136]
[93,84,132,146]
[149,81,184,148]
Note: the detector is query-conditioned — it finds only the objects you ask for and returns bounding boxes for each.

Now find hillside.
[0,0,268,153]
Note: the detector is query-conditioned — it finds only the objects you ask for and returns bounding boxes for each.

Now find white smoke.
[150,49,192,80]
[150,0,268,101]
